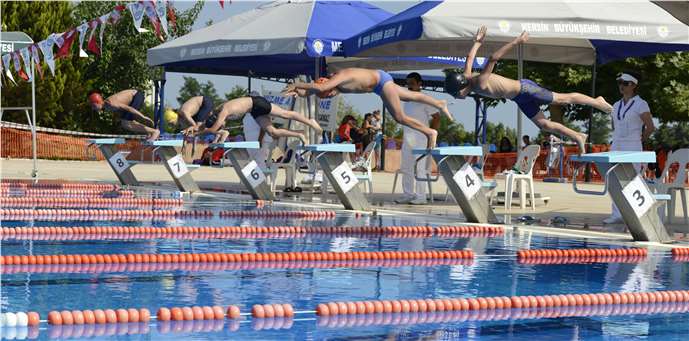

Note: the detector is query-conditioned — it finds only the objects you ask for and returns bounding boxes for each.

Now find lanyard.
[617,99,635,121]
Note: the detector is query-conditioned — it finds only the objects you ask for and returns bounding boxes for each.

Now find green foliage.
[224,85,248,101]
[648,122,689,150]
[176,76,222,106]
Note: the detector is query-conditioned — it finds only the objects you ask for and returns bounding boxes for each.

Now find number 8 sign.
[621,176,655,218]
[331,162,358,194]
[241,161,266,188]
[108,152,130,174]
[452,163,481,199]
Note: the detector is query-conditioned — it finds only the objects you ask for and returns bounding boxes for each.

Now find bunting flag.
[98,13,111,54]
[110,6,124,24]
[0,56,5,88]
[30,45,44,80]
[56,29,77,59]
[87,20,101,55]
[20,48,34,82]
[2,53,17,85]
[219,0,224,9]
[144,1,163,39]
[49,32,65,49]
[166,0,177,32]
[127,2,148,33]
[13,52,29,81]
[76,23,90,57]
[37,39,56,76]
[155,0,169,37]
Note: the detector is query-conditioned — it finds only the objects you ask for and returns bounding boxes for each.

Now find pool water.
[2,202,689,340]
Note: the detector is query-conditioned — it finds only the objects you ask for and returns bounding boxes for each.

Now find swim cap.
[88,92,104,105]
[164,108,179,126]
[444,71,470,97]
[315,77,333,98]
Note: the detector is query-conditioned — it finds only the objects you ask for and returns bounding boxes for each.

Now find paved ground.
[3,158,687,241]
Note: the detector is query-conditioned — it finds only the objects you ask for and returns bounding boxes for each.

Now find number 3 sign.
[452,163,481,199]
[332,162,358,194]
[621,176,655,218]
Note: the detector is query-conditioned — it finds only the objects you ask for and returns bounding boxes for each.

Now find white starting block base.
[211,141,273,201]
[87,138,139,187]
[572,151,672,243]
[412,146,497,224]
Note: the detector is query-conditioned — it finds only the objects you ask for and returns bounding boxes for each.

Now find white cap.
[616,73,638,84]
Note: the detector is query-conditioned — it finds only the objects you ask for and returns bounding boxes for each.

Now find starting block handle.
[572,162,618,196]
[414,150,442,182]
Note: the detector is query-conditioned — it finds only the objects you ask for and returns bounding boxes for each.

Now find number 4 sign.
[166,154,189,179]
[452,163,481,199]
[108,152,130,174]
[241,161,266,188]
[332,162,358,194]
[621,176,655,218]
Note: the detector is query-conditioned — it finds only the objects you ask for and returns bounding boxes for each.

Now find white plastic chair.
[493,145,541,211]
[655,149,689,226]
[351,133,382,194]
[265,139,304,192]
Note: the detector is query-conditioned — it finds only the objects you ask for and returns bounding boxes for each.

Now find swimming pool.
[2,196,689,340]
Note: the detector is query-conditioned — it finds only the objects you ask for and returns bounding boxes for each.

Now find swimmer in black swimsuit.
[88,89,159,141]
[165,96,215,135]
[198,96,323,144]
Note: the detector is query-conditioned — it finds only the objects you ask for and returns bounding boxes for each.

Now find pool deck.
[3,158,687,245]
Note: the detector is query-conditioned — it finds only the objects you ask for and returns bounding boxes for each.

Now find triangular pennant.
[30,45,44,80]
[56,29,77,59]
[76,23,90,58]
[87,20,100,56]
[38,40,56,76]
[156,0,169,37]
[98,13,110,54]
[2,54,17,85]
[110,7,123,24]
[13,52,29,81]
[166,0,177,32]
[0,56,5,88]
[144,1,163,40]
[219,0,224,9]
[19,48,33,82]
[49,32,65,48]
[127,2,148,33]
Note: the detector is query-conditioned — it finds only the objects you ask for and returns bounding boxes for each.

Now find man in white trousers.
[603,71,655,224]
[395,73,441,205]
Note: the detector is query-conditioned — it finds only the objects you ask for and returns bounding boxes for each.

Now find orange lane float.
[218,210,336,219]
[672,248,689,260]
[0,225,503,240]
[517,248,647,264]
[1,258,474,275]
[251,304,295,318]
[47,308,150,325]
[316,302,689,328]
[156,305,236,321]
[1,197,183,208]
[0,209,212,220]
[0,250,474,267]
[0,188,136,198]
[314,290,689,316]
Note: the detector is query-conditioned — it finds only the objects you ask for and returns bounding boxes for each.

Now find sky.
[163,0,542,139]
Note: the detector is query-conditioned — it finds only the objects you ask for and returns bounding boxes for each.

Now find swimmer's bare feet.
[596,96,613,114]
[309,119,323,133]
[147,129,160,142]
[438,100,454,122]
[574,133,587,155]
[297,133,307,145]
[426,129,438,149]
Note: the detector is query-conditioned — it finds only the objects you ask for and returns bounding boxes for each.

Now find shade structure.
[343,0,689,65]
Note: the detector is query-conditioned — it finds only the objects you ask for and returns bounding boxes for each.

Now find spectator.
[499,137,513,153]
[522,135,531,149]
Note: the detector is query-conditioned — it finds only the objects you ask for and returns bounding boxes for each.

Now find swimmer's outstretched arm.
[481,30,529,76]
[283,72,347,97]
[465,26,486,78]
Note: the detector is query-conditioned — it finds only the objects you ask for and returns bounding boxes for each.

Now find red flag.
[166,1,176,32]
[219,0,224,9]
[87,20,100,56]
[56,29,77,59]
[115,4,126,12]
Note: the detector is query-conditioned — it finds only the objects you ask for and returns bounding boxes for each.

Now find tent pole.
[517,43,524,150]
[31,60,37,180]
[313,58,321,144]
[584,55,597,182]
[248,71,252,92]
[474,95,480,144]
[380,104,386,170]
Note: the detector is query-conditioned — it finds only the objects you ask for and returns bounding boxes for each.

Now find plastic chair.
[492,145,541,211]
[351,133,382,194]
[655,148,689,226]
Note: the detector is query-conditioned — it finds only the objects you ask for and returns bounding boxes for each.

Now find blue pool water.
[2,203,689,340]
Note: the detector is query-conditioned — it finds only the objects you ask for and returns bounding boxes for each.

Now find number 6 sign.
[241,161,266,188]
[332,162,358,194]
[108,152,130,174]
[452,163,481,199]
[621,176,655,218]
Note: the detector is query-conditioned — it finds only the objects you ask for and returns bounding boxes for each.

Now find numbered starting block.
[413,146,498,224]
[571,151,672,243]
[141,140,199,193]
[210,142,274,201]
[87,138,139,187]
[301,144,369,211]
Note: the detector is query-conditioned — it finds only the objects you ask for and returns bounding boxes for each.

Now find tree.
[648,122,689,151]
[224,85,248,101]
[1,2,89,130]
[176,76,222,106]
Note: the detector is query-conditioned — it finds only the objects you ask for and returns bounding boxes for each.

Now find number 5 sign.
[621,176,655,218]
[331,162,358,194]
[452,163,481,199]
[108,152,130,174]
[166,154,189,179]
[241,161,266,188]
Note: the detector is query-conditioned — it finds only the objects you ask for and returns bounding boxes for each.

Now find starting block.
[301,144,369,211]
[141,140,199,193]
[571,151,672,243]
[87,138,139,187]
[413,146,498,224]
[210,141,274,201]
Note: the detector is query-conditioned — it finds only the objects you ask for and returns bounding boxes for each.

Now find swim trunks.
[373,70,393,96]
[511,79,553,118]
[249,96,272,119]
[195,96,214,123]
[109,90,144,121]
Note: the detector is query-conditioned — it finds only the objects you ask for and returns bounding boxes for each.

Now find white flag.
[19,48,33,82]
[38,40,56,76]
[156,0,169,37]
[98,13,111,54]
[49,33,65,48]
[127,2,148,33]
[2,54,17,85]
[77,23,89,57]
